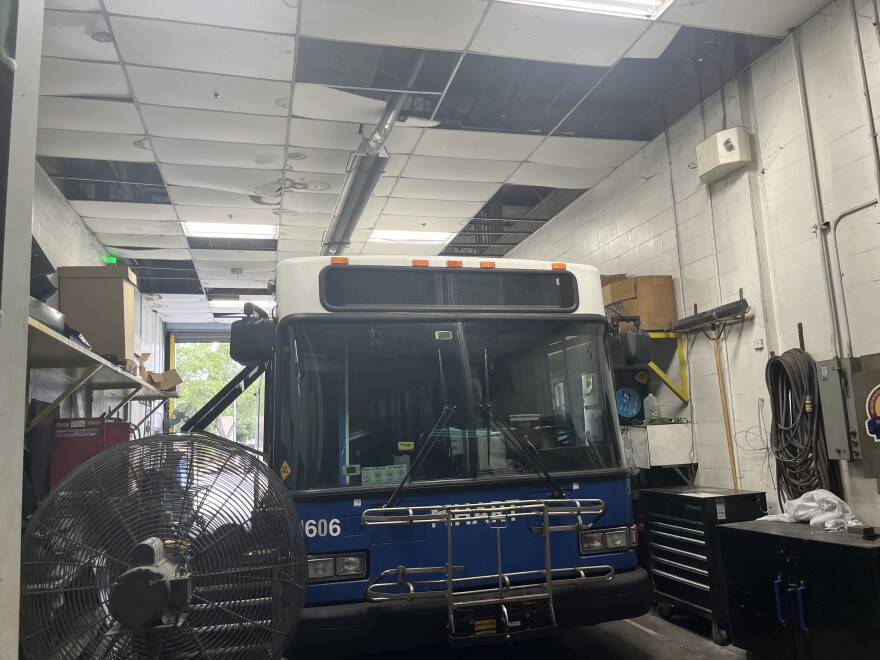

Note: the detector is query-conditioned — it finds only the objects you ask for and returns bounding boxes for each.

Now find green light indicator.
[102,255,118,265]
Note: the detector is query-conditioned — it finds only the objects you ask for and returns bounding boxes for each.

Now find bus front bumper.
[292,566,651,656]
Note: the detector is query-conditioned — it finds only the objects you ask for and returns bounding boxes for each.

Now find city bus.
[234,255,652,655]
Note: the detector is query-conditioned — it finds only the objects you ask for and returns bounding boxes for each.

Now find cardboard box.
[135,353,151,381]
[58,265,138,360]
[148,369,183,391]
[602,275,676,331]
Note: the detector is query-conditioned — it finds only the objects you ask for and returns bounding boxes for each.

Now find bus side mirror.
[230,307,275,366]
[620,329,652,367]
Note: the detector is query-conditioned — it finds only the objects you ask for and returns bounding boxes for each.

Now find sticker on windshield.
[398,441,415,451]
[279,460,292,481]
[362,464,407,485]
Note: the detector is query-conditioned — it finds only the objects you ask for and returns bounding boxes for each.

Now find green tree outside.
[172,342,263,447]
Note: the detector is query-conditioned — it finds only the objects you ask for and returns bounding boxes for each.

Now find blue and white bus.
[262,256,651,654]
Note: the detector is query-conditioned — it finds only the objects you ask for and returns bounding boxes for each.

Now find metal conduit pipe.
[851,0,880,201]
[827,200,878,357]
[790,29,843,358]
[320,51,427,256]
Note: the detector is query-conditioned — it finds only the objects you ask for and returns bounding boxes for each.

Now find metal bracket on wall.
[25,365,101,433]
[646,331,689,404]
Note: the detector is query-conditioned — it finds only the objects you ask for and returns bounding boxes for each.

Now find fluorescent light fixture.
[209,298,274,309]
[182,222,279,239]
[368,229,456,245]
[498,0,674,20]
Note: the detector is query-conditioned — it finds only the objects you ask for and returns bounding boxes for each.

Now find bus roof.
[275,255,606,318]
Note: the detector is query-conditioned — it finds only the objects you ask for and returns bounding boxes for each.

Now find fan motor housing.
[108,537,192,630]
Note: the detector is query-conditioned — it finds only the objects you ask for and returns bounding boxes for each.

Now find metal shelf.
[26,317,170,432]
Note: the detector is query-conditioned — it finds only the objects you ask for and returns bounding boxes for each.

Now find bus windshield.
[283,319,623,491]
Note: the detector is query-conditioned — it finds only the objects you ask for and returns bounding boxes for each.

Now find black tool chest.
[640,486,767,644]
[718,520,880,658]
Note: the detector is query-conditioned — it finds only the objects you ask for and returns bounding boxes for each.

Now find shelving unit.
[647,331,689,404]
[26,317,170,432]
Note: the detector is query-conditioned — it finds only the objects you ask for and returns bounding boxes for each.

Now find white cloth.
[759,489,863,529]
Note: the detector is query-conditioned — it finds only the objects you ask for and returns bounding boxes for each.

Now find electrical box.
[695,126,752,184]
[817,353,880,476]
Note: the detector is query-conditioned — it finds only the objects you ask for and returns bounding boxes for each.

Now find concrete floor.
[296,609,747,659]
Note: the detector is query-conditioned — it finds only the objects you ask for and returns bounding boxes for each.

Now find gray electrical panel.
[817,354,880,477]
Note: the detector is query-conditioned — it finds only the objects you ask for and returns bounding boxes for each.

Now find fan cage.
[21,433,307,660]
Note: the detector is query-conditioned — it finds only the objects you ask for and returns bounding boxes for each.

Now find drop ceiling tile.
[375,215,470,233]
[288,118,361,151]
[195,263,275,278]
[660,0,829,38]
[47,0,102,9]
[626,22,681,59]
[383,198,483,218]
[402,155,519,183]
[382,126,424,155]
[95,233,189,248]
[279,225,326,241]
[152,138,286,169]
[42,11,118,62]
[110,17,296,81]
[300,0,488,51]
[282,192,338,213]
[192,250,277,263]
[127,66,291,116]
[104,0,298,34]
[393,178,499,202]
[198,277,270,290]
[279,212,332,228]
[292,84,439,128]
[140,106,287,145]
[277,251,319,261]
[415,130,542,161]
[40,58,130,98]
[83,218,183,235]
[382,157,406,178]
[176,206,281,224]
[36,129,154,163]
[363,197,388,216]
[286,146,353,175]
[286,171,347,195]
[472,4,645,66]
[361,242,444,256]
[71,201,176,220]
[168,185,278,208]
[509,163,613,189]
[162,165,283,196]
[109,247,193,260]
[278,238,324,253]
[529,136,646,169]
[38,98,144,135]
[373,177,397,198]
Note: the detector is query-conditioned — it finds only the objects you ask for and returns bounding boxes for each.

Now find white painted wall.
[510,0,880,520]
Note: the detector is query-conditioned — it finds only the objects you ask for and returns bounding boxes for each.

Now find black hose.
[765,348,839,509]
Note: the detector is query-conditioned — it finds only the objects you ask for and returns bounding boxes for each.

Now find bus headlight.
[307,553,367,582]
[336,555,365,576]
[579,527,632,554]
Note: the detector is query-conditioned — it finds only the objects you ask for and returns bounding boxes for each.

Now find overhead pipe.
[321,51,427,256]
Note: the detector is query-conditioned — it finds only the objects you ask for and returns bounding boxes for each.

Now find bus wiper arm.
[479,403,566,499]
[384,404,457,508]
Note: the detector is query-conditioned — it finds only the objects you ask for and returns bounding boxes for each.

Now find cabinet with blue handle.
[718,520,880,658]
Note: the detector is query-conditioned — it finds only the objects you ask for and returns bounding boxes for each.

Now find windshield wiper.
[479,403,566,499]
[384,404,457,508]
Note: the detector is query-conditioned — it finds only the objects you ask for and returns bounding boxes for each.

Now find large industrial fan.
[20,433,307,659]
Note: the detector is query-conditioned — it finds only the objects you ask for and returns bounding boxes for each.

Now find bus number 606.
[303,519,342,538]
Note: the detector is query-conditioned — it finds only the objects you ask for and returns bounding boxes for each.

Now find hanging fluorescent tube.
[498,0,673,20]
[368,230,455,245]
[182,222,279,239]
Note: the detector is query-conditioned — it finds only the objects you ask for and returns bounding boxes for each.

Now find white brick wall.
[511,0,880,518]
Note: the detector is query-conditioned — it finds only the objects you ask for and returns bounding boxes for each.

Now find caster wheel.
[712,622,730,646]
[656,602,674,620]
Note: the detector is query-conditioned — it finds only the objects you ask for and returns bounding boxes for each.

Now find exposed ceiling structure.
[36,0,828,327]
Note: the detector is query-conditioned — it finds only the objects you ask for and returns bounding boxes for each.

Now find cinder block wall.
[510,0,880,518]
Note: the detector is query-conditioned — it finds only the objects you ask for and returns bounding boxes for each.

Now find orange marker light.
[551,262,567,270]
[412,259,429,267]
[446,260,463,268]
[480,261,496,269]
[330,256,349,265]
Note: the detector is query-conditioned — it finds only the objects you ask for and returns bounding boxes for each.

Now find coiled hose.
[765,348,839,508]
